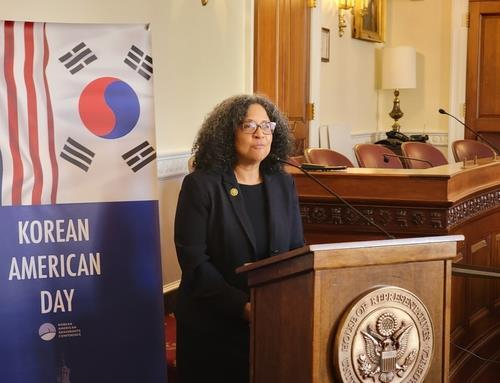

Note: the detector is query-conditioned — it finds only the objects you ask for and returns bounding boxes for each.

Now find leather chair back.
[401,142,448,169]
[451,139,496,162]
[354,144,404,168]
[304,148,354,167]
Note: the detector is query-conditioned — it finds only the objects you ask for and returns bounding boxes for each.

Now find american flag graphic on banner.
[0,22,58,205]
[0,21,165,383]
[0,21,157,206]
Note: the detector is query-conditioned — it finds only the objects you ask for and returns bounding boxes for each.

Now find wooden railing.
[452,263,500,279]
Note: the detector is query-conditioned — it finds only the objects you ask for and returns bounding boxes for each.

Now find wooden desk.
[291,159,500,381]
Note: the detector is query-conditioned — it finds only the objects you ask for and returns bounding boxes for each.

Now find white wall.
[1,0,253,289]
[318,0,383,160]
[317,0,456,161]
[158,0,253,153]
[380,0,452,137]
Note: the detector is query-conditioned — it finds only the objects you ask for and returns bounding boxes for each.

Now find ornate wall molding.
[351,131,448,147]
[426,132,448,147]
[157,151,191,180]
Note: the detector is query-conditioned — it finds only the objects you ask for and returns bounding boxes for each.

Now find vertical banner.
[0,21,166,382]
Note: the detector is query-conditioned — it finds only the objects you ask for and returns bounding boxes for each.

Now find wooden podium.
[237,235,463,382]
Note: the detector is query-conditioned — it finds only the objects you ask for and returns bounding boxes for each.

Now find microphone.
[383,153,433,167]
[438,108,500,154]
[278,158,395,239]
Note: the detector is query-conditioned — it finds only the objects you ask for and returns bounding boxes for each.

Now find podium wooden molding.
[238,235,464,382]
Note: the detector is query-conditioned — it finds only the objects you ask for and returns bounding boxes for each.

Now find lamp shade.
[381,46,416,90]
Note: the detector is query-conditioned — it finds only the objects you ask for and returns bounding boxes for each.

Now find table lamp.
[381,46,416,132]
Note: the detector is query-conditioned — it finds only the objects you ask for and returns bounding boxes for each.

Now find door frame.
[447,0,469,160]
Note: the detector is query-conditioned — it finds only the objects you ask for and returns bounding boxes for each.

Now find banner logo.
[79,77,140,139]
[39,323,57,341]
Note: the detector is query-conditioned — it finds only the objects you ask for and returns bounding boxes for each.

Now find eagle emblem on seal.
[357,312,417,382]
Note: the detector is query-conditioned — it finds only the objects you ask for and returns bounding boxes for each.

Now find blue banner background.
[0,201,166,382]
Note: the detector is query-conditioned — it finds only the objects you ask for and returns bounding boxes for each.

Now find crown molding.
[157,151,191,180]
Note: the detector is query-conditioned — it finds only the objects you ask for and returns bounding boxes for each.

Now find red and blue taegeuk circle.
[79,77,140,139]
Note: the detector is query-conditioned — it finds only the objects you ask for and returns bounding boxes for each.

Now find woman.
[174,94,304,382]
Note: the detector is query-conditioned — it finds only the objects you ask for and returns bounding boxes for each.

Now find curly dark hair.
[192,94,294,173]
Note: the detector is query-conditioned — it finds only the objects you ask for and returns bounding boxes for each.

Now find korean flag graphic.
[49,23,157,204]
[0,21,165,383]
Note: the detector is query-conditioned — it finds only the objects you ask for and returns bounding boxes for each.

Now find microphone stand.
[383,153,433,167]
[439,108,500,154]
[279,158,395,239]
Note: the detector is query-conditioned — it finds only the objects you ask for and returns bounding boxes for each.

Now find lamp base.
[389,89,403,132]
[391,122,401,132]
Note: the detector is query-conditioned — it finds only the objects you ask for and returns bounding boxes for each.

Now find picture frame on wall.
[321,27,330,62]
[353,0,386,43]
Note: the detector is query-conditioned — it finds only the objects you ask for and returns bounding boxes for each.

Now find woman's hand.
[243,302,251,322]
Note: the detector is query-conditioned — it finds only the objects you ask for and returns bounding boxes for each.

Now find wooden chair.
[353,143,404,168]
[451,139,496,162]
[401,142,448,169]
[304,148,354,167]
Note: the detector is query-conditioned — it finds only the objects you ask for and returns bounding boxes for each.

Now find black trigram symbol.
[59,42,97,74]
[60,137,95,172]
[122,141,156,172]
[124,45,153,80]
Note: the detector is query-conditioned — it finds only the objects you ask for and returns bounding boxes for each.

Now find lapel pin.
[229,187,239,197]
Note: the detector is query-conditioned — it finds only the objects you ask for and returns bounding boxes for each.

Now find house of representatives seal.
[333,286,434,383]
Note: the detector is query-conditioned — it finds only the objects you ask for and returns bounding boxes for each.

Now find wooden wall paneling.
[278,0,290,109]
[494,233,500,308]
[467,237,490,324]
[254,0,310,155]
[450,242,466,336]
[286,0,310,154]
[254,0,278,101]
[465,1,500,138]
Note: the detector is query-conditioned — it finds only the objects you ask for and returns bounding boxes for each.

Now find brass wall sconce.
[201,0,208,6]
[337,0,355,37]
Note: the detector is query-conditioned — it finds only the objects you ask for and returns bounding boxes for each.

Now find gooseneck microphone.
[383,153,433,167]
[438,108,500,153]
[278,158,395,239]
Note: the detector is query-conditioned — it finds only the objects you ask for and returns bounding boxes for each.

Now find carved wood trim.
[300,203,447,233]
[300,187,500,233]
[448,189,500,227]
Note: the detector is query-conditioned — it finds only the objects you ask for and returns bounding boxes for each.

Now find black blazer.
[174,169,304,332]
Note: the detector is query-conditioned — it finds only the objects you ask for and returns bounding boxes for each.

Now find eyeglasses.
[239,120,276,135]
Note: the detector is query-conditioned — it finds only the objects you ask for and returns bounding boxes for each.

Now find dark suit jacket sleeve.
[174,174,248,319]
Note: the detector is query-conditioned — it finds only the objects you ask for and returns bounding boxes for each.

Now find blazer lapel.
[222,169,256,252]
